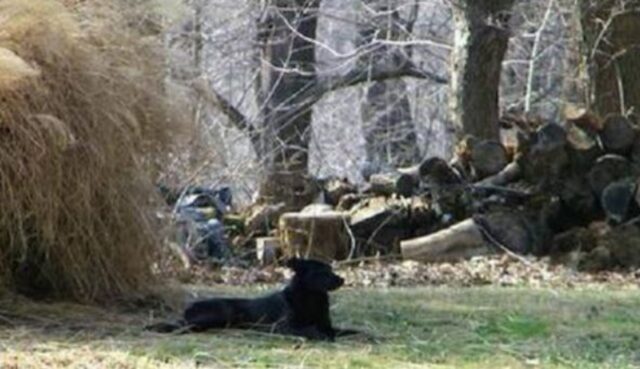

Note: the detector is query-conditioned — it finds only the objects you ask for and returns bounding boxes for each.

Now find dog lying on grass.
[147,258,358,341]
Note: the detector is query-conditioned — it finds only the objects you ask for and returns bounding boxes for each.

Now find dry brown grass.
[0,0,186,302]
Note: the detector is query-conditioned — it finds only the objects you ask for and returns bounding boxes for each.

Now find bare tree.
[448,0,516,140]
[253,0,322,210]
[204,0,446,209]
[579,0,640,120]
[357,0,421,170]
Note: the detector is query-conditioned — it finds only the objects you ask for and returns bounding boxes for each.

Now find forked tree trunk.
[579,0,640,121]
[449,0,515,140]
[255,0,321,210]
[359,1,420,170]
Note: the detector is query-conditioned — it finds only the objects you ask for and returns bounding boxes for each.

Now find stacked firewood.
[245,109,640,271]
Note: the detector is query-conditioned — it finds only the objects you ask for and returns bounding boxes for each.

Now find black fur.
[147,258,357,341]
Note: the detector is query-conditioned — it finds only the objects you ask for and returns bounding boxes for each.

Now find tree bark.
[248,0,446,210]
[449,0,516,140]
[579,0,640,121]
[255,0,322,210]
[358,1,420,170]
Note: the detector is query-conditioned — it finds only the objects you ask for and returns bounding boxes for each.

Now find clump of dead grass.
[0,0,186,302]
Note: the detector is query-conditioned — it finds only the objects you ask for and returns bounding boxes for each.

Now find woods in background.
[1,0,639,301]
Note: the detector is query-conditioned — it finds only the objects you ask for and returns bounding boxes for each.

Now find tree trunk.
[246,0,444,210]
[359,1,420,170]
[579,0,640,121]
[449,0,515,140]
[255,0,321,210]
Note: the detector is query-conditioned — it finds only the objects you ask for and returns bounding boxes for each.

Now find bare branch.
[406,0,420,35]
[192,77,260,149]
[319,61,448,93]
[524,0,555,112]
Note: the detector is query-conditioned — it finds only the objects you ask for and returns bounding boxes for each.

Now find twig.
[525,0,554,113]
[472,216,535,268]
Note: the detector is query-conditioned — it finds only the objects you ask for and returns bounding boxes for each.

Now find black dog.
[148,258,356,341]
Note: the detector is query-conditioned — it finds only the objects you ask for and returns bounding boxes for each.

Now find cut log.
[321,177,357,206]
[476,161,521,186]
[556,176,600,229]
[601,178,637,224]
[629,137,640,165]
[469,140,508,179]
[366,172,416,197]
[279,211,351,262]
[336,193,365,211]
[401,218,492,262]
[256,237,281,265]
[599,115,636,155]
[349,197,405,233]
[301,203,333,214]
[245,202,286,236]
[587,154,633,197]
[565,121,603,174]
[349,197,412,255]
[420,157,463,186]
[564,105,602,130]
[521,123,569,191]
[473,211,539,255]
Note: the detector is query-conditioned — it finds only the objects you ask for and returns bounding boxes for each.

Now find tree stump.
[279,211,351,262]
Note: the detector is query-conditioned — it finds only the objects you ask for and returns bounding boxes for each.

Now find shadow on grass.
[1,286,640,368]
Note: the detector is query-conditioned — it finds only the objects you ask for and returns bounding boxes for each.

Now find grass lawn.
[1,285,639,368]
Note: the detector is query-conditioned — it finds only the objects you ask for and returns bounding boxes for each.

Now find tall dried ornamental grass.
[0,0,185,301]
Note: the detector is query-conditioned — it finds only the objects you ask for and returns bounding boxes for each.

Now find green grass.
[1,286,640,368]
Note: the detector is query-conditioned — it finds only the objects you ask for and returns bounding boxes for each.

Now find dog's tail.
[145,320,189,333]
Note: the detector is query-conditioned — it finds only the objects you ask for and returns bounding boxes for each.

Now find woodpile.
[224,109,640,272]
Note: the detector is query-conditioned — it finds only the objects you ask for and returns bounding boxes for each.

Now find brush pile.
[0,0,184,301]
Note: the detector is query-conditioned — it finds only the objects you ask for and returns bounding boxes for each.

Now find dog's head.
[286,258,344,292]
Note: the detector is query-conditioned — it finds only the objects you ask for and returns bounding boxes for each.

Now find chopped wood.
[321,177,357,206]
[256,237,281,265]
[564,104,602,131]
[336,193,366,211]
[400,218,491,262]
[349,197,414,255]
[473,211,539,255]
[420,157,463,186]
[279,211,351,261]
[476,161,521,186]
[301,203,333,214]
[629,137,640,164]
[366,172,417,197]
[601,178,637,224]
[599,115,636,154]
[521,123,569,190]
[469,139,508,179]
[245,202,286,236]
[587,154,633,197]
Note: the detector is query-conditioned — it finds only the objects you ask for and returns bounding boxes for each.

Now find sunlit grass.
[1,286,640,368]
